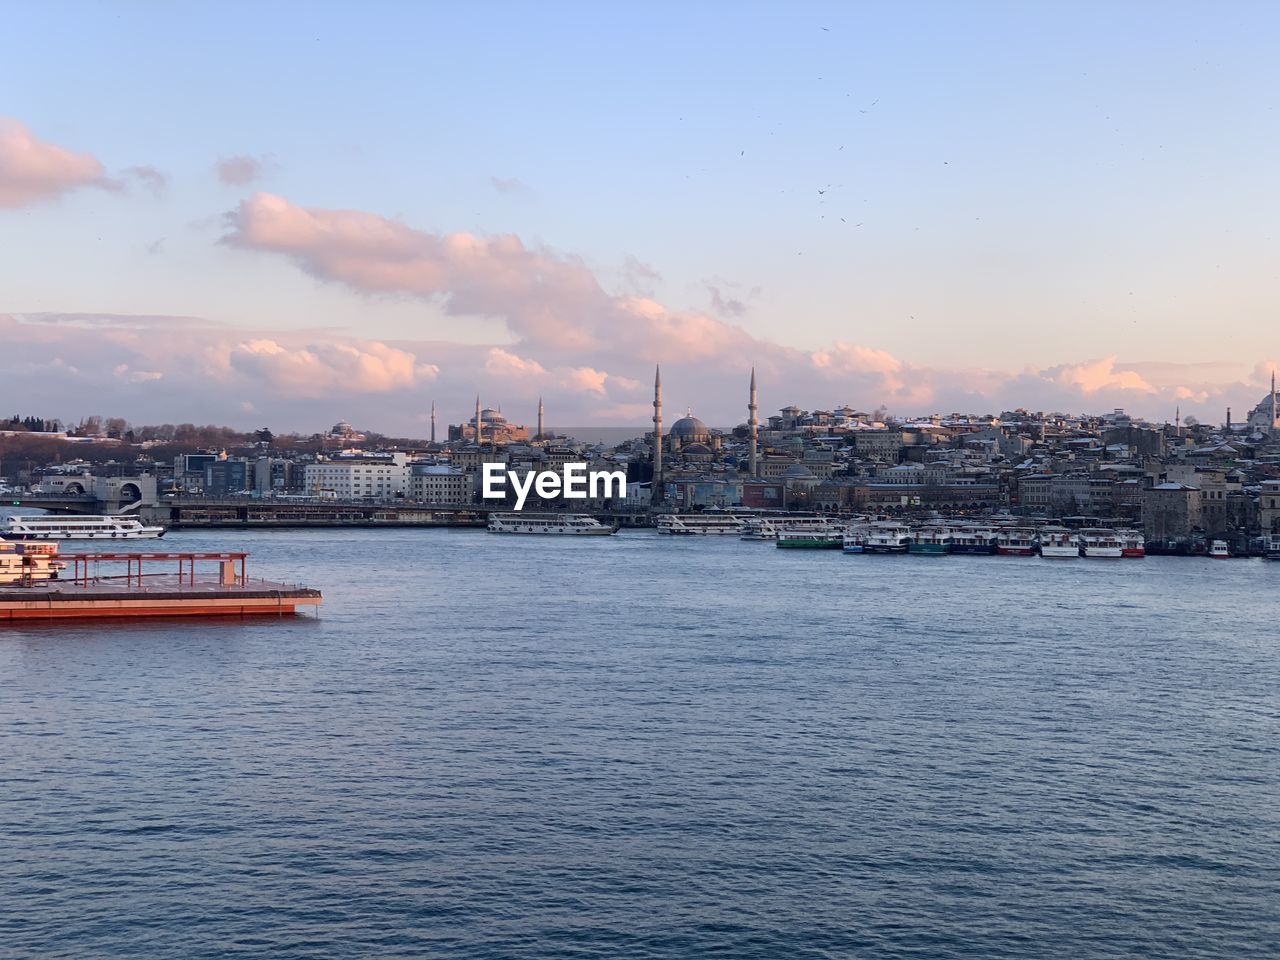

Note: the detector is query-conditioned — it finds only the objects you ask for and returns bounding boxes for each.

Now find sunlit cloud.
[0,118,112,208]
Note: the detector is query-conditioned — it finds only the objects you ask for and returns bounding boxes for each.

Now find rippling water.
[3,528,1279,958]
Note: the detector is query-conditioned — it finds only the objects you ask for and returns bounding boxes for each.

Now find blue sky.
[2,1,1278,431]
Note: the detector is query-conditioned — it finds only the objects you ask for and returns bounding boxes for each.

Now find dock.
[0,551,321,621]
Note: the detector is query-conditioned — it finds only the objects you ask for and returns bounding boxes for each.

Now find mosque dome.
[669,415,710,441]
[781,464,815,479]
[682,442,713,457]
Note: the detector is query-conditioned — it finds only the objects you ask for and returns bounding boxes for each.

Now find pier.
[0,550,321,621]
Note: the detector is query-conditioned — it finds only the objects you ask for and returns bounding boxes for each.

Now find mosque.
[651,366,759,499]
[1244,372,1279,435]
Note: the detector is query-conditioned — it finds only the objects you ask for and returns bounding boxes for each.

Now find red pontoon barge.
[0,548,321,621]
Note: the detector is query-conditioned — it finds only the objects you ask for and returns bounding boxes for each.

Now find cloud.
[1044,356,1155,394]
[489,175,531,196]
[216,154,268,186]
[485,347,547,378]
[123,165,168,197]
[0,118,111,208]
[228,338,436,395]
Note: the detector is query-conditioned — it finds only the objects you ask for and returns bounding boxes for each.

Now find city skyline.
[4,2,1280,431]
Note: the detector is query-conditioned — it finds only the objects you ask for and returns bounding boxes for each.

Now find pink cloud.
[2,310,1277,433]
[228,338,436,395]
[0,118,111,208]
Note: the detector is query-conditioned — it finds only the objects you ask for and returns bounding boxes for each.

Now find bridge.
[4,493,100,514]
[138,497,655,529]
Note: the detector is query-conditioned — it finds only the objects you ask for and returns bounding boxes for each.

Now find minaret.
[652,365,663,502]
[474,394,482,445]
[430,401,437,444]
[537,396,544,441]
[1271,370,1277,429]
[748,366,759,477]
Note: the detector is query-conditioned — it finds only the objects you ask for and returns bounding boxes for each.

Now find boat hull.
[865,544,909,554]
[907,543,951,555]
[1121,548,1145,558]
[1082,547,1123,558]
[996,546,1035,556]
[951,543,996,555]
[1,530,164,540]
[776,539,843,549]
[1039,546,1079,559]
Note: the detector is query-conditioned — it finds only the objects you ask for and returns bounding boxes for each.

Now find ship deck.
[0,576,322,621]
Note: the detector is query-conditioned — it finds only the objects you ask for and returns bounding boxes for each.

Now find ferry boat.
[1208,539,1230,559]
[864,523,911,554]
[1038,527,1079,559]
[1079,528,1123,558]
[0,514,165,540]
[994,528,1036,556]
[654,514,744,535]
[776,531,844,549]
[0,541,64,584]
[1266,534,1280,560]
[487,513,616,535]
[741,516,838,541]
[907,527,952,555]
[1119,530,1146,559]
[841,529,867,554]
[950,526,997,555]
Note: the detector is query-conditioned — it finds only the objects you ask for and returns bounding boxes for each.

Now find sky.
[2,0,1279,435]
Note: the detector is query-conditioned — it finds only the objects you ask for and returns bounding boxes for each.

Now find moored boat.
[655,514,744,535]
[1119,530,1145,558]
[908,527,952,555]
[1267,534,1280,560]
[950,526,997,555]
[776,531,844,549]
[741,515,835,541]
[1038,527,1079,559]
[841,529,866,553]
[0,541,65,584]
[487,513,616,535]
[1208,539,1230,559]
[995,527,1036,556]
[1079,528,1123,558]
[864,522,911,554]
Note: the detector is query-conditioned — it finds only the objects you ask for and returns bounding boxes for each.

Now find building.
[1245,373,1279,435]
[204,458,250,496]
[409,464,472,504]
[1143,482,1202,541]
[304,453,409,499]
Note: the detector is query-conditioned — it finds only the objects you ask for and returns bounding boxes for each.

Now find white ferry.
[864,522,911,554]
[1038,528,1079,559]
[1208,539,1230,559]
[654,514,744,535]
[741,516,840,541]
[487,513,616,535]
[1079,528,1123,558]
[0,541,65,584]
[1267,534,1280,561]
[1,514,165,540]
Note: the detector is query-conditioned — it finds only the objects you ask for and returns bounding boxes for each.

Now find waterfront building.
[204,458,250,497]
[409,464,472,505]
[304,452,409,499]
[1143,482,1203,541]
